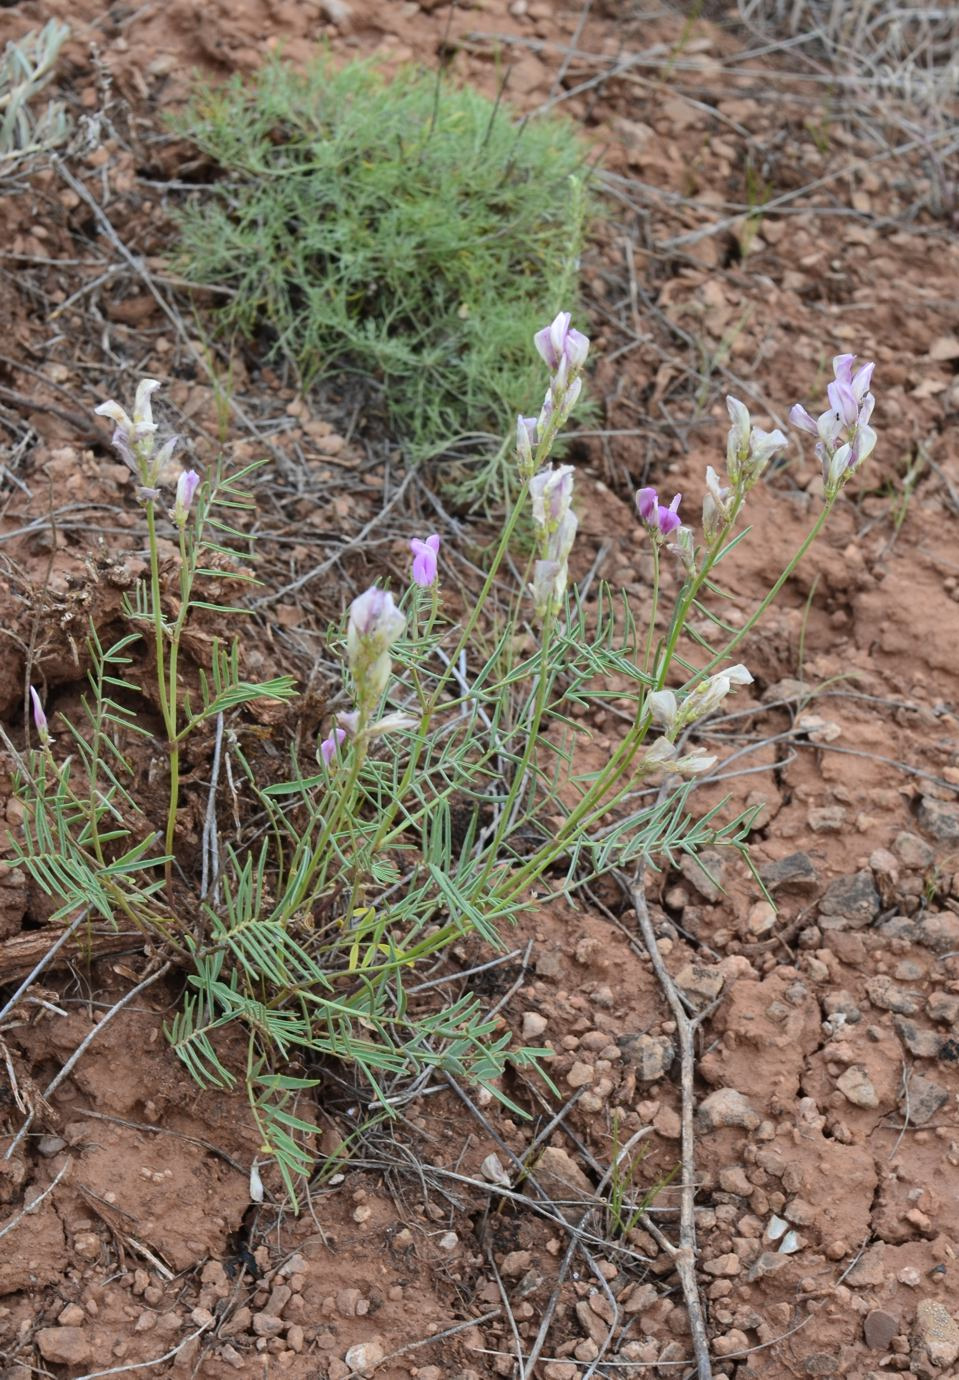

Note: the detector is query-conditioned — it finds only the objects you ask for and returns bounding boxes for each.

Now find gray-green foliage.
[1,21,71,171]
[173,55,591,480]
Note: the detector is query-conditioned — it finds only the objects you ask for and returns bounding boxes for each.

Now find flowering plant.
[8,316,875,1203]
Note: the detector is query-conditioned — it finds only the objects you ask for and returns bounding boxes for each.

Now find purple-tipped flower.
[635,486,658,524]
[173,469,201,526]
[530,313,589,446]
[534,312,589,373]
[29,685,49,745]
[320,726,347,767]
[791,353,877,498]
[410,534,441,588]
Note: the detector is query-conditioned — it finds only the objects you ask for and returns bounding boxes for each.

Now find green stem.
[145,502,172,735]
[162,524,194,866]
[643,542,660,676]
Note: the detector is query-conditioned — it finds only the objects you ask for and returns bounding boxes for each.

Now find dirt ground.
[2,0,959,1377]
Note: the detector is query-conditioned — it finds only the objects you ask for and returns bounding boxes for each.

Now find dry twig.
[633,879,713,1380]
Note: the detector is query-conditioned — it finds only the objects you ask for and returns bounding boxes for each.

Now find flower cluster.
[519,314,590,622]
[647,663,753,740]
[790,354,876,499]
[516,312,589,479]
[725,397,788,490]
[528,463,578,621]
[95,379,181,497]
[346,587,406,711]
[320,536,442,767]
[643,736,717,777]
[321,586,405,766]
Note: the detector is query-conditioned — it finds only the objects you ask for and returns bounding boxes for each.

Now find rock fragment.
[759,852,818,891]
[698,1088,760,1131]
[619,1033,675,1082]
[866,976,921,1015]
[915,912,959,954]
[532,1147,594,1222]
[836,1066,878,1108]
[36,1328,92,1366]
[902,1074,949,1125]
[864,1309,898,1351]
[894,1018,944,1059]
[894,831,934,868]
[918,796,959,842]
[675,962,724,1003]
[914,1299,959,1368]
[679,850,725,902]
[818,870,879,930]
[343,1341,385,1376]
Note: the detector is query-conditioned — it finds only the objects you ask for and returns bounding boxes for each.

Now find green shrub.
[173,55,592,492]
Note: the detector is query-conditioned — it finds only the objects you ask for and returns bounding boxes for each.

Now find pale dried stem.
[633,882,713,1380]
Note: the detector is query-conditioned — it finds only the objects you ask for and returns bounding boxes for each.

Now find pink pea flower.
[410,534,441,588]
[635,486,658,523]
[791,352,877,498]
[320,726,347,767]
[656,493,682,536]
[29,685,49,744]
[635,486,682,538]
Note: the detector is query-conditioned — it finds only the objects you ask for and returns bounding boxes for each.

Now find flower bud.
[516,415,538,476]
[347,587,406,710]
[173,469,201,526]
[646,689,679,734]
[702,465,730,544]
[529,558,565,621]
[410,534,441,588]
[673,747,718,776]
[725,396,751,482]
[29,685,49,745]
[320,726,347,766]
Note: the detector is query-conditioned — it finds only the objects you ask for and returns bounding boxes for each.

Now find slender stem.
[163,524,194,865]
[144,501,171,734]
[643,542,660,676]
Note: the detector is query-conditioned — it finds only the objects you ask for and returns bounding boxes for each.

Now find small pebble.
[863,1309,898,1351]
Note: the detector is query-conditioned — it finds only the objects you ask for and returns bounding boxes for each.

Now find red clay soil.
[2,1,959,1378]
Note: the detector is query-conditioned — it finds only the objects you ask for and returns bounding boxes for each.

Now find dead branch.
[633,880,713,1380]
